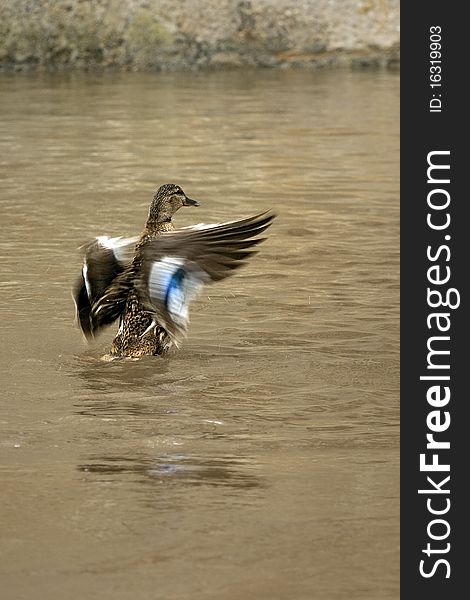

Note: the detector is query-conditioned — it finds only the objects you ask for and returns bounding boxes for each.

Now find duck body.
[73,184,274,358]
[110,225,174,358]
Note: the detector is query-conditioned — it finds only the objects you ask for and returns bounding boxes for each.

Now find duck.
[73,183,275,358]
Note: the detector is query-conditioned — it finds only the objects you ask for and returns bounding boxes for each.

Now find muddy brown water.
[0,69,399,600]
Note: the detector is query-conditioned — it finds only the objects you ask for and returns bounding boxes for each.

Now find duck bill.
[183,196,200,207]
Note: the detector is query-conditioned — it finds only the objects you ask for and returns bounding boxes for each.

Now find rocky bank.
[0,0,400,71]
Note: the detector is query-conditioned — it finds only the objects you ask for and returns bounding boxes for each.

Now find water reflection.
[78,453,262,490]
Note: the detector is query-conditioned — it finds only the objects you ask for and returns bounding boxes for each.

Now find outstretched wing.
[73,236,137,339]
[138,212,275,345]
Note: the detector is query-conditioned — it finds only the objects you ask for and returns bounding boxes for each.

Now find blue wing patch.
[165,267,187,317]
[147,256,207,342]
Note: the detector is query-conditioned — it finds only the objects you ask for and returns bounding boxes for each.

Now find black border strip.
[401,4,466,597]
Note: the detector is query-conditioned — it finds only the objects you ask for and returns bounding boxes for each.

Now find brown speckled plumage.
[109,184,197,357]
[73,183,275,359]
[110,226,175,357]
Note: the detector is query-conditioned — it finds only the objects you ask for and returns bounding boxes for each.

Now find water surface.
[0,69,399,600]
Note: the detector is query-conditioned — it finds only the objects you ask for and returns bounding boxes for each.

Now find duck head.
[147,184,199,224]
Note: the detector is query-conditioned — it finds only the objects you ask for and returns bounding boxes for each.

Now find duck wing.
[138,211,275,345]
[73,236,138,339]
